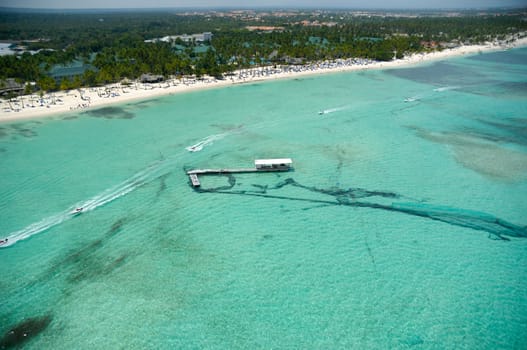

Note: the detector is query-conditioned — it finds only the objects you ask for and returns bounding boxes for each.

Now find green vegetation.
[1,8,526,92]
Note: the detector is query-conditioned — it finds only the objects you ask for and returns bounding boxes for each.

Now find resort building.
[140,74,164,83]
[255,158,293,171]
[46,60,97,83]
[0,78,24,96]
[145,32,213,43]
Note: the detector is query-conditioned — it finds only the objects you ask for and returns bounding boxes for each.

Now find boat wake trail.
[185,133,227,152]
[1,158,175,248]
[0,213,71,248]
[185,126,244,152]
[77,158,171,212]
[404,86,459,103]
[433,86,459,92]
[319,106,350,115]
[404,96,420,103]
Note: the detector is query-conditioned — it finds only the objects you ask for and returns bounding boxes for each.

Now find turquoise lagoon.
[1,48,527,349]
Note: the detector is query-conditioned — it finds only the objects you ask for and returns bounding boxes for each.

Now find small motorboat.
[186,144,203,152]
[71,207,83,215]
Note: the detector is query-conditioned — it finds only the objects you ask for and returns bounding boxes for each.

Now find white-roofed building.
[254,158,293,171]
[145,32,213,44]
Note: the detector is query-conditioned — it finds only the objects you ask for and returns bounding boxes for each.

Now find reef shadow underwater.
[191,173,527,241]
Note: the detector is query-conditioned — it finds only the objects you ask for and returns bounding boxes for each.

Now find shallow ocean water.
[1,48,526,349]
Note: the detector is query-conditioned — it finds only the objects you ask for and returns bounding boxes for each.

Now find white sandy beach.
[1,37,526,123]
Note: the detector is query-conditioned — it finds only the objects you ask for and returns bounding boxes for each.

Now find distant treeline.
[1,9,526,94]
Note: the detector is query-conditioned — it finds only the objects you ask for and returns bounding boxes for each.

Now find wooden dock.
[187,160,293,188]
[187,168,258,175]
[189,173,201,187]
[186,168,264,187]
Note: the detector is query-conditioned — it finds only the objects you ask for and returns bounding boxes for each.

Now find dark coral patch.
[195,175,527,241]
[84,107,135,119]
[0,315,52,349]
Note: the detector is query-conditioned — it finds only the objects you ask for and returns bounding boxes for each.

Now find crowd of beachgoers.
[1,38,525,123]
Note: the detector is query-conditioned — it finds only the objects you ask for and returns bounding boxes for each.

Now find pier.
[187,158,292,187]
[189,173,201,187]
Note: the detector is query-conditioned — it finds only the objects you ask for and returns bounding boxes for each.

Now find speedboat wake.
[1,158,175,248]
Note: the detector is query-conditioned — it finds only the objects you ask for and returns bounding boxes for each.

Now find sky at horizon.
[1,0,526,10]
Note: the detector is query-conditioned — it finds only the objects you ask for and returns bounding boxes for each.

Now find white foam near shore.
[1,37,526,123]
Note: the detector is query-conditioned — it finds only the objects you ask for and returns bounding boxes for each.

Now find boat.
[71,207,83,215]
[188,145,203,152]
[404,97,416,102]
[186,144,204,152]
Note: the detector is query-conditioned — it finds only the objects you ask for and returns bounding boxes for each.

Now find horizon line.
[1,5,525,11]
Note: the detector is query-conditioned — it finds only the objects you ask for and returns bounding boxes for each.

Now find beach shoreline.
[1,37,526,124]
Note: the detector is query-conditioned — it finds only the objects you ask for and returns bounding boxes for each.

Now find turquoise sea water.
[1,48,527,349]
